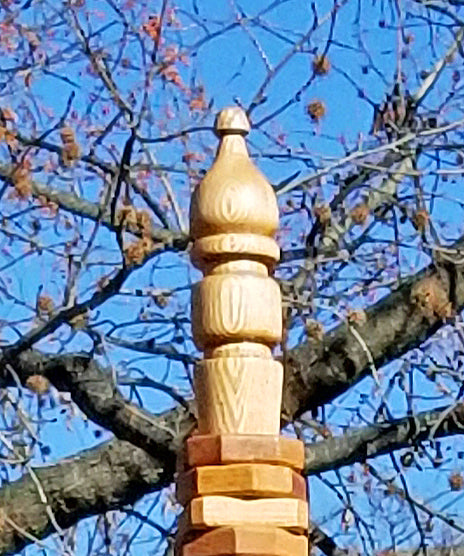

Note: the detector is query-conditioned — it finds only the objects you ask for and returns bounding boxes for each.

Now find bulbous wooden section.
[192,273,282,350]
[214,106,251,135]
[189,108,279,242]
[190,109,284,437]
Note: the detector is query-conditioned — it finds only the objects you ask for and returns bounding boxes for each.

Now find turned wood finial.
[177,107,308,556]
[189,107,283,434]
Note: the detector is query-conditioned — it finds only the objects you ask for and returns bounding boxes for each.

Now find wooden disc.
[177,525,308,556]
[186,496,308,534]
[183,435,304,471]
[177,463,307,506]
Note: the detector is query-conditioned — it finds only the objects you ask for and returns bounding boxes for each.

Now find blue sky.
[2,0,464,553]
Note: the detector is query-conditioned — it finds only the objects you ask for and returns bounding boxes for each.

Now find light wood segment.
[205,342,272,360]
[176,463,307,506]
[184,435,305,471]
[191,233,280,269]
[187,496,308,534]
[195,358,283,434]
[189,109,279,241]
[178,526,308,556]
[191,273,282,350]
[215,105,251,134]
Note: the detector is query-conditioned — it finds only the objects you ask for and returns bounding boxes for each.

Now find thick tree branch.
[305,403,464,474]
[0,351,193,463]
[282,251,464,419]
[0,440,171,556]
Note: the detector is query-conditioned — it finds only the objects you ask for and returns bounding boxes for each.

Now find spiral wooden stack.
[176,107,308,555]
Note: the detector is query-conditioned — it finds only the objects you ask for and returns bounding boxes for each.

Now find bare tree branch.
[0,165,189,249]
[0,440,171,556]
[282,243,464,419]
[305,403,464,475]
[0,351,193,463]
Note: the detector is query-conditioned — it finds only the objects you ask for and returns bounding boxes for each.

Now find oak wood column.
[176,107,309,555]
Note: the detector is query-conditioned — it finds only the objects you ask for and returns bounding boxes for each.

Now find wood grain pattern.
[176,463,307,506]
[186,496,308,533]
[183,435,305,471]
[195,358,283,434]
[191,273,282,350]
[178,526,308,556]
[189,114,279,239]
[191,233,280,269]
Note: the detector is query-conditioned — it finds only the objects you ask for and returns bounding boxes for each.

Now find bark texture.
[0,440,170,555]
[305,403,464,474]
[283,260,463,418]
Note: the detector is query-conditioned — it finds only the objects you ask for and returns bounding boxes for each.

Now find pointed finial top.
[190,106,280,267]
[214,106,250,136]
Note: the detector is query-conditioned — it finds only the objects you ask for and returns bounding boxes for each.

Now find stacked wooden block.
[176,107,308,555]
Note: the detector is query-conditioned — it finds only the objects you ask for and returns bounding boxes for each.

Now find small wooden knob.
[214,106,250,136]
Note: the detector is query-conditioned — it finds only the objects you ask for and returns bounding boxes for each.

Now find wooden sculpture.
[176,107,308,555]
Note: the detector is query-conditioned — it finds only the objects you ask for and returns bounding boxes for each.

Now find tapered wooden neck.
[216,133,248,157]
